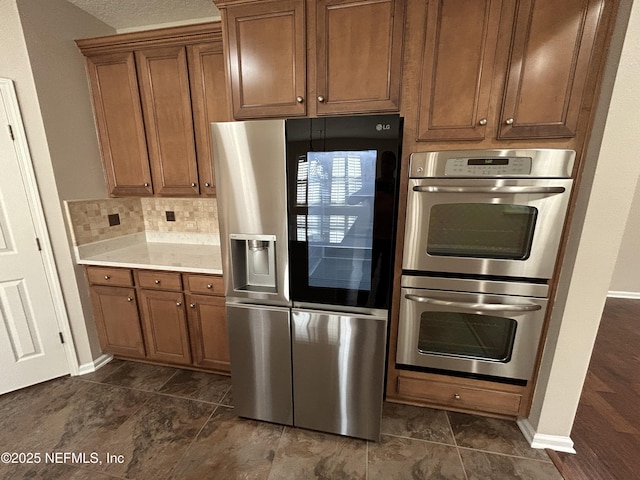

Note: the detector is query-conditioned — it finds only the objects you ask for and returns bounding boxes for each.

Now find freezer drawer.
[227,303,293,426]
[292,308,388,441]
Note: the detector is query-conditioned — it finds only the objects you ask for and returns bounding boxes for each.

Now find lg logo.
[376,123,391,131]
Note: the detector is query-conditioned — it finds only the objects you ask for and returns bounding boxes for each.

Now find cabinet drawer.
[396,375,522,417]
[86,266,133,287]
[185,274,224,296]
[136,270,182,291]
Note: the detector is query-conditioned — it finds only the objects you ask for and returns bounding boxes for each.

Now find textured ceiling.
[67,0,220,31]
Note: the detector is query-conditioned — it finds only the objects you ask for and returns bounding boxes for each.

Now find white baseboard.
[76,353,114,376]
[517,418,576,454]
[607,290,640,299]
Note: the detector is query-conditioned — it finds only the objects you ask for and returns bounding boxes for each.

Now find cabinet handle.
[204,182,211,187]
[478,118,487,126]
[191,182,197,187]
[454,393,461,400]
[176,301,182,306]
[505,118,514,125]
[104,275,110,280]
[144,183,149,187]
[206,284,213,289]
[127,297,133,302]
[155,280,160,284]
[189,303,196,308]
[317,95,325,103]
[296,96,304,103]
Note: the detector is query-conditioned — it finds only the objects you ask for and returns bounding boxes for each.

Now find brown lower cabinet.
[138,289,192,365]
[187,294,229,371]
[89,284,146,358]
[86,266,230,374]
[389,369,526,417]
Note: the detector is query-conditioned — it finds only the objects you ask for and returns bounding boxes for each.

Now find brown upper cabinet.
[77,23,229,197]
[136,46,199,196]
[84,52,153,196]
[498,0,604,139]
[188,42,229,196]
[416,0,605,142]
[217,0,405,118]
[417,0,502,141]
[224,0,307,118]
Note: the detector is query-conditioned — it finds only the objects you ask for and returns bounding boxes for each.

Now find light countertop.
[74,232,223,275]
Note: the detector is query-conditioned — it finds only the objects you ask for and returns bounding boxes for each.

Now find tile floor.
[0,360,563,479]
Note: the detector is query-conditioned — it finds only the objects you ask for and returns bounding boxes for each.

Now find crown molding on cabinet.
[76,21,222,55]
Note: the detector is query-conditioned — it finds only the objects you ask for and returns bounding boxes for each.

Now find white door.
[0,80,70,394]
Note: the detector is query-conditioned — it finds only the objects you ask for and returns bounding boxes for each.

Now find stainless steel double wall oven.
[397,149,574,382]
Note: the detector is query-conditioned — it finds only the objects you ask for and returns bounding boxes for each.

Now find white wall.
[0,0,114,367]
[524,0,640,447]
[610,177,640,296]
[18,0,111,201]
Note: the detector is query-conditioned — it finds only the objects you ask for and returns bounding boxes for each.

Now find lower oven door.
[396,286,547,381]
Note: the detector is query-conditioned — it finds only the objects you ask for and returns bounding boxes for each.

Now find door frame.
[0,78,78,375]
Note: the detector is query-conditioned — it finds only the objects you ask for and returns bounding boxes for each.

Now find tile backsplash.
[66,197,219,245]
[66,197,144,245]
[141,198,218,234]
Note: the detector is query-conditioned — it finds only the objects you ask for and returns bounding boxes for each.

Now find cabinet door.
[498,0,604,139]
[136,46,200,195]
[187,294,230,372]
[417,0,502,141]
[85,52,152,196]
[89,285,146,358]
[138,289,192,365]
[316,0,405,115]
[224,0,306,118]
[188,42,230,196]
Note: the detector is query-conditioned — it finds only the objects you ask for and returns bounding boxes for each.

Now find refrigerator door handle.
[292,302,387,319]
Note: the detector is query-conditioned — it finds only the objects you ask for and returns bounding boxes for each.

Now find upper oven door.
[402,178,573,279]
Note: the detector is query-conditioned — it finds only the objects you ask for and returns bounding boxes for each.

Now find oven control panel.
[444,157,532,176]
[409,149,574,178]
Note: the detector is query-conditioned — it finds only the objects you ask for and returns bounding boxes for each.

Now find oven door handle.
[404,294,542,312]
[412,185,566,195]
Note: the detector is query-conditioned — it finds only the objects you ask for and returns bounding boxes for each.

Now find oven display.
[444,156,532,176]
[467,158,509,166]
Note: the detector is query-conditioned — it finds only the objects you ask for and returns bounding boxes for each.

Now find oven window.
[418,312,516,362]
[427,204,537,260]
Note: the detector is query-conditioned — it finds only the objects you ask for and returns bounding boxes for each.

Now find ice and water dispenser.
[229,234,277,293]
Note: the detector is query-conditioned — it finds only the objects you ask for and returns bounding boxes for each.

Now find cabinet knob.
[176,301,182,306]
[127,297,133,302]
[505,118,514,125]
[191,182,197,187]
[155,280,160,284]
[104,275,110,280]
[296,96,304,103]
[454,393,461,400]
[144,183,150,187]
[478,118,487,126]
[206,284,213,289]
[204,182,211,187]
[317,95,325,103]
[189,303,196,308]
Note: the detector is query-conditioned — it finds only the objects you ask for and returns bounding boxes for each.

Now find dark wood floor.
[547,297,640,480]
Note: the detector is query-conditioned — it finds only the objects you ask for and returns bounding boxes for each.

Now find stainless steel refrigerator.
[211,115,401,441]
